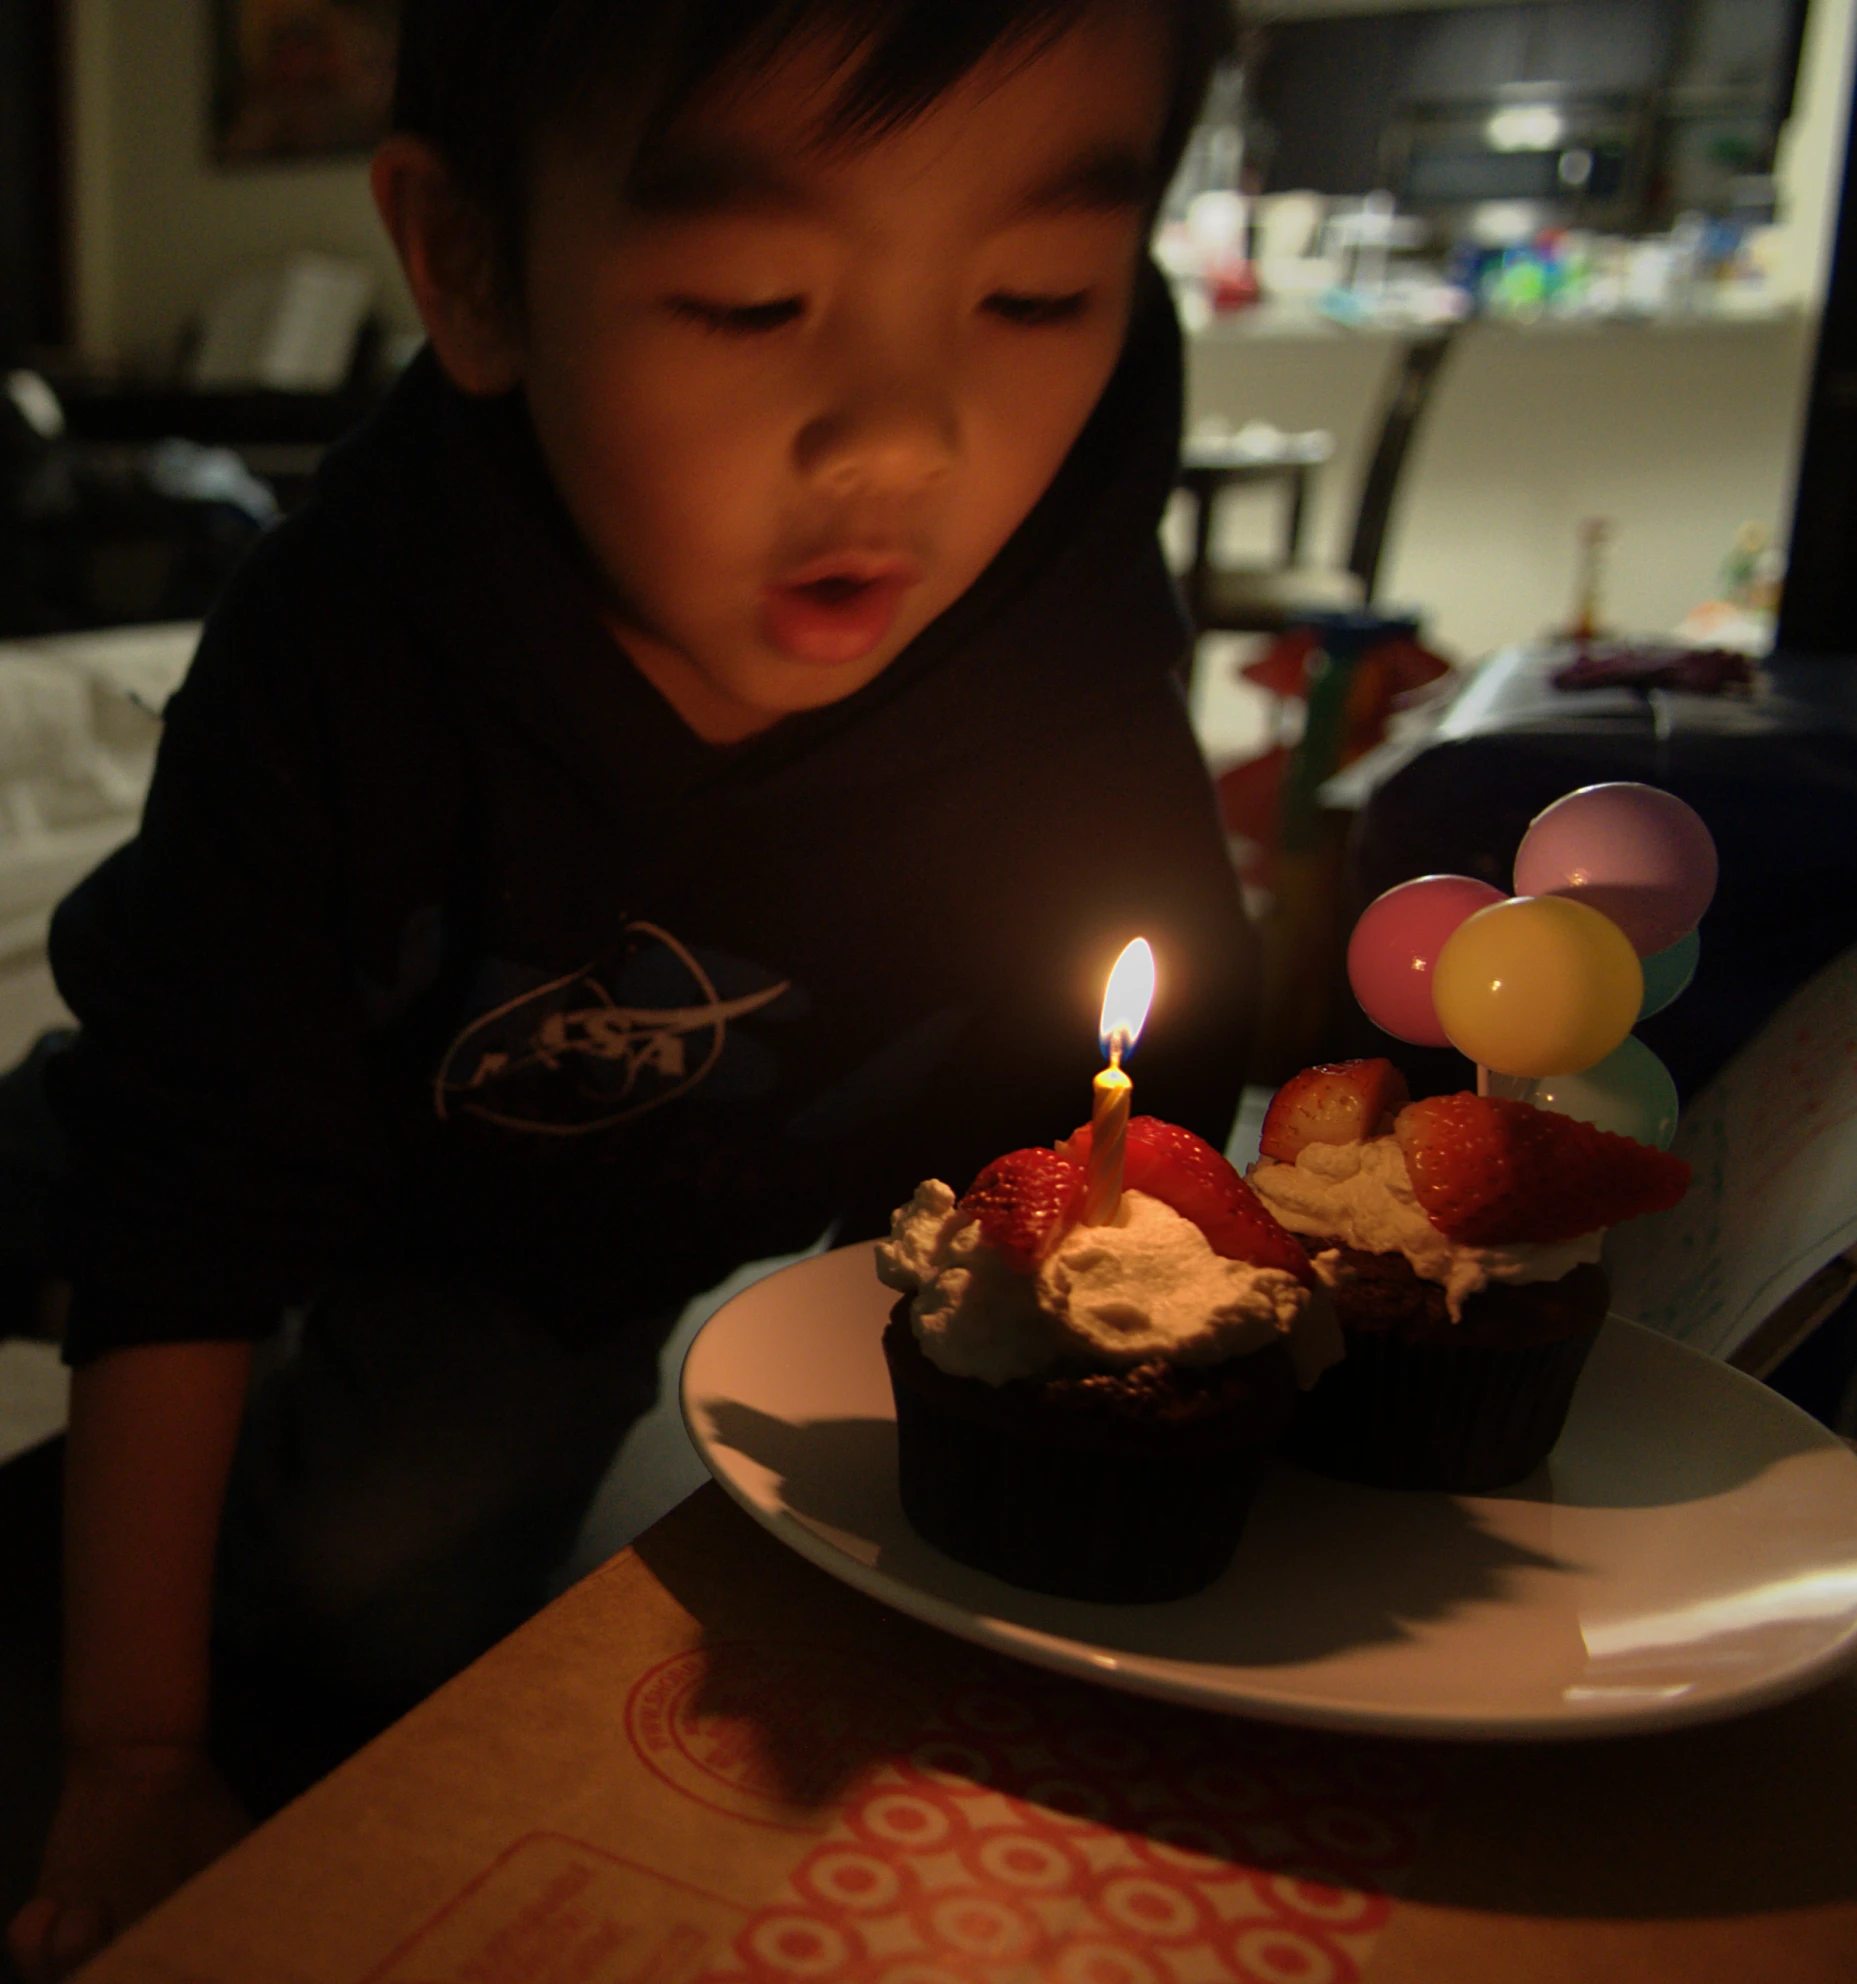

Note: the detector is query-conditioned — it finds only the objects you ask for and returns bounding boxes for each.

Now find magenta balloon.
[1512,783,1717,957]
[1348,874,1509,1045]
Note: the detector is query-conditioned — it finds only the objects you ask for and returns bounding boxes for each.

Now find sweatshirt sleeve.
[48,526,408,1364]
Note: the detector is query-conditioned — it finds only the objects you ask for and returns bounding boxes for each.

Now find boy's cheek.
[576,450,792,625]
[528,359,779,530]
[973,340,1126,483]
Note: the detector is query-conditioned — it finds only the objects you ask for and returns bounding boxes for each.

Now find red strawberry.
[1260,1058,1411,1162]
[1059,1116,1314,1285]
[958,1147,1086,1272]
[1394,1093,1690,1246]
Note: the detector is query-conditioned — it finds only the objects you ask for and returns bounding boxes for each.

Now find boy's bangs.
[396,0,1228,277]
[633,0,1093,151]
[542,0,1207,179]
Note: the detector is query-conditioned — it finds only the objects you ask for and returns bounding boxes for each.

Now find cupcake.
[876,1120,1342,1602]
[1246,1059,1690,1491]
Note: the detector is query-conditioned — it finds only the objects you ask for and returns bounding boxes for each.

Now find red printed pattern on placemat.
[687,1658,1443,1984]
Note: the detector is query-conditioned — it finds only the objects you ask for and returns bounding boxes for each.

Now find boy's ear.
[371,134,523,396]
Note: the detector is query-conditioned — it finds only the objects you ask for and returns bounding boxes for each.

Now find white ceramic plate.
[681,1244,1857,1738]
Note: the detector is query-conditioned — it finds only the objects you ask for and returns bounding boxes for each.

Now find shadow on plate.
[701,1400,1575,1669]
[702,1400,899,1539]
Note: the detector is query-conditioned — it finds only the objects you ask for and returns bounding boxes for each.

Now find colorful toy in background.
[1448,216,1776,325]
[1345,783,1717,1150]
[1673,519,1786,656]
[1216,616,1454,894]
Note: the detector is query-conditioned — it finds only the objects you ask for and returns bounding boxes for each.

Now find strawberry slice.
[1059,1116,1314,1285]
[957,1147,1087,1273]
[1394,1093,1690,1246]
[1259,1058,1411,1162]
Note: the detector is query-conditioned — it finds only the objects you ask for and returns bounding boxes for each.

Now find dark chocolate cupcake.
[875,1130,1342,1603]
[1284,1240,1608,1491]
[883,1300,1299,1601]
[1246,1066,1687,1496]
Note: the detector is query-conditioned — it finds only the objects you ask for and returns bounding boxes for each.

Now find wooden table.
[79,1484,1857,1984]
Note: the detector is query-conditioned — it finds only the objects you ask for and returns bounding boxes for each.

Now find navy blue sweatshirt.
[48,274,1256,1362]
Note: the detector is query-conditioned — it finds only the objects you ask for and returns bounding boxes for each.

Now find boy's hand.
[7,1743,250,1982]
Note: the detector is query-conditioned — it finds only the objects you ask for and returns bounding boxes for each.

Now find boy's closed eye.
[983,290,1092,326]
[664,287,1099,334]
[667,294,808,334]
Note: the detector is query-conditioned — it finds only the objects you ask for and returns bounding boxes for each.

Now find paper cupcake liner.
[1287,1323,1601,1493]
[883,1314,1289,1603]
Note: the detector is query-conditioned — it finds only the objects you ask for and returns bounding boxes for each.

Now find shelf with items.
[1183,292,1807,344]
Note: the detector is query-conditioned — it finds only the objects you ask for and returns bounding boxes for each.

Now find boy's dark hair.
[394,0,1232,296]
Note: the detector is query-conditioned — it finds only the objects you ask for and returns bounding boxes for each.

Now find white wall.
[1189,313,1817,660]
[66,0,415,370]
[1388,316,1815,653]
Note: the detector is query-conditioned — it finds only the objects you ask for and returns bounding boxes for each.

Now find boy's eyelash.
[666,290,1091,333]
[668,296,805,334]
[985,290,1091,326]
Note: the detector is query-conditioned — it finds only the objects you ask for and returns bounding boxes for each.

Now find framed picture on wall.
[212,0,398,163]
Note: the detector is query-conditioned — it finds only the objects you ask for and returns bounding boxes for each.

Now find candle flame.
[1099,938,1156,1062]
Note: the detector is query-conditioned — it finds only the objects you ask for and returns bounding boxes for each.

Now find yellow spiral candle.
[1084,1050,1132,1226]
[1083,938,1155,1226]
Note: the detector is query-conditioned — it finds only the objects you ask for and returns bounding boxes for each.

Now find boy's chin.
[637,639,901,743]
[741,645,900,716]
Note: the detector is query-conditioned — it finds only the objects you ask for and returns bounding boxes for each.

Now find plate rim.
[681,1244,1857,1740]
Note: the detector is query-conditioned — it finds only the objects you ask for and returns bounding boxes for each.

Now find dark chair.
[1179,328,1459,638]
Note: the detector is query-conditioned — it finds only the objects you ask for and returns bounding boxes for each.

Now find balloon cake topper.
[1345,782,1717,1151]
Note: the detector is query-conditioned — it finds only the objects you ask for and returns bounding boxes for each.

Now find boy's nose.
[794,377,959,498]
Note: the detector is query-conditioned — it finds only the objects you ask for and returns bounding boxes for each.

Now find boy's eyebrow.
[625,142,814,217]
[1013,143,1156,217]
[625,138,1155,221]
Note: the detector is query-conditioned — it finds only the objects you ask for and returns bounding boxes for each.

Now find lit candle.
[1084,938,1156,1226]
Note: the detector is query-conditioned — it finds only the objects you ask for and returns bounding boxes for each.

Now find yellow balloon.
[1432,896,1644,1077]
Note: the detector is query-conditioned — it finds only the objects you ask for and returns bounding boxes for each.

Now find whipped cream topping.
[1246,1136,1602,1322]
[876,1182,1341,1388]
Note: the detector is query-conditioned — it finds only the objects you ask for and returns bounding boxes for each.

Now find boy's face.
[504,8,1169,741]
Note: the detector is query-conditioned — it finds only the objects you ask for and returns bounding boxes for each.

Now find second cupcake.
[1247,1059,1690,1492]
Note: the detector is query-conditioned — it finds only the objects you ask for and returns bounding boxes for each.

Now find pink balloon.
[1513,784,1718,957]
[1348,875,1508,1045]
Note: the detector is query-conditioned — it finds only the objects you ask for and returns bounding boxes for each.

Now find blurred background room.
[4,3,1857,1944]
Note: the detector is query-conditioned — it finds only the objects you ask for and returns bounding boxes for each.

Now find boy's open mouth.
[761,555,919,666]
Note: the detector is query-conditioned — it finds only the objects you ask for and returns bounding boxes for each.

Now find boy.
[11,1,1251,1975]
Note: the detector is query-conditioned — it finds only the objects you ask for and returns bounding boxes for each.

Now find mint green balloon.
[1637,928,1700,1020]
[1527,1036,1679,1150]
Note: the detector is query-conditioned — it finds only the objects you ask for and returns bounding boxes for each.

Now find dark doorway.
[0,0,67,364]
[1780,10,1857,657]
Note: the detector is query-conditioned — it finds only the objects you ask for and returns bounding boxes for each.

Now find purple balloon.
[1348,874,1508,1045]
[1512,783,1717,957]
